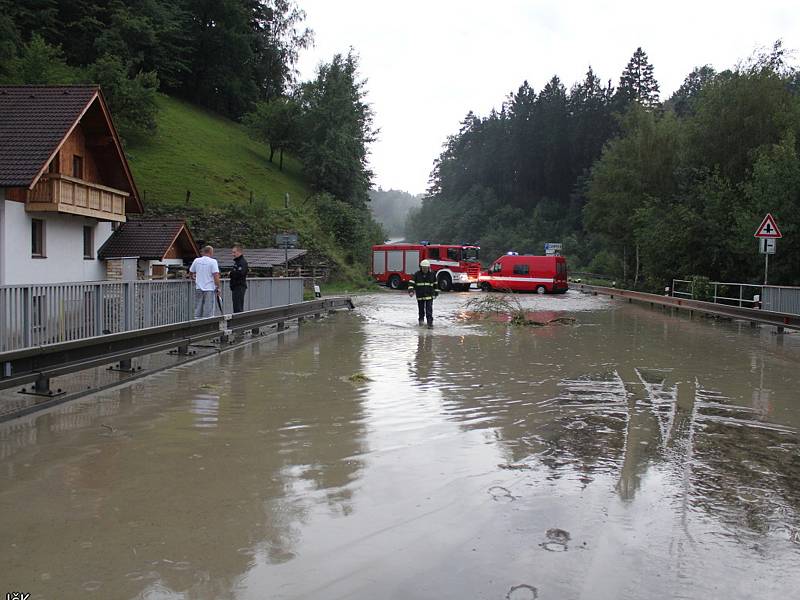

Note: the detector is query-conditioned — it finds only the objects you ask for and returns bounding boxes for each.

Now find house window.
[72,155,83,179]
[31,219,45,257]
[513,264,530,275]
[48,152,60,174]
[83,225,94,259]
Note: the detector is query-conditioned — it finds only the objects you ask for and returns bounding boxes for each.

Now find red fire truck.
[371,243,481,291]
[478,253,568,294]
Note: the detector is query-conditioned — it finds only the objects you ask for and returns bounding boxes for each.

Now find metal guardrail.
[578,284,800,331]
[672,279,800,315]
[0,296,353,394]
[762,285,800,315]
[671,279,761,308]
[0,277,305,352]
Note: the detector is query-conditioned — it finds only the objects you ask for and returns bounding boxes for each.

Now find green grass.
[126,94,310,209]
[122,94,374,283]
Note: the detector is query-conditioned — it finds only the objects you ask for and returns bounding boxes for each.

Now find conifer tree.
[618,47,660,109]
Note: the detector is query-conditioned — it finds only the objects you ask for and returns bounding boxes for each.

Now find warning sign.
[754,213,782,238]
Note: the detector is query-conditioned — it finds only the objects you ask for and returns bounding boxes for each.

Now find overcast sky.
[296,0,800,195]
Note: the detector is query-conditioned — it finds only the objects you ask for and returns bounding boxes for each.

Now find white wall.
[0,199,113,284]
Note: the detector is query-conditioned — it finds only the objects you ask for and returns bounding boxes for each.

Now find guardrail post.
[23,287,32,348]
[187,281,194,321]
[34,374,51,394]
[143,283,153,328]
[123,282,134,331]
[94,284,104,336]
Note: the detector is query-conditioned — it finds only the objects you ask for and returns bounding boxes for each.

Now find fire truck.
[371,243,481,291]
[478,253,568,294]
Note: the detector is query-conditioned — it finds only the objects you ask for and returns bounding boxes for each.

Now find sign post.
[276,233,299,276]
[754,213,782,285]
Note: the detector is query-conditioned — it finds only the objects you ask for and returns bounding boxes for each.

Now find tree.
[668,65,716,117]
[182,0,258,117]
[745,132,800,284]
[6,34,77,84]
[687,66,798,183]
[617,47,660,110]
[86,54,159,143]
[584,106,683,285]
[93,0,190,90]
[251,0,313,101]
[297,51,376,206]
[242,97,300,170]
[0,14,19,81]
[568,67,617,176]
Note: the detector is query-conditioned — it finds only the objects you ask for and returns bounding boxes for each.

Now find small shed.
[216,247,308,277]
[98,219,199,279]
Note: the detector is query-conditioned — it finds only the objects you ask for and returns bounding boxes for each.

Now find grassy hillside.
[126,95,309,208]
[124,95,372,286]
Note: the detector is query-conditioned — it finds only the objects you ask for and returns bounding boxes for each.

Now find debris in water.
[462,295,577,327]
[348,372,372,383]
[498,462,533,471]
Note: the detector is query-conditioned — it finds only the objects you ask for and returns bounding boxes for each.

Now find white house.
[0,85,143,285]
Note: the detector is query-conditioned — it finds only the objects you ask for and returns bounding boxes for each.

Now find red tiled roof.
[98,219,199,260]
[0,85,99,187]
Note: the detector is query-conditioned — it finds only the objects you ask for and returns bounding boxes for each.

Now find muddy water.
[1,291,799,600]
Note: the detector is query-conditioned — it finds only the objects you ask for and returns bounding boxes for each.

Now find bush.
[690,275,713,301]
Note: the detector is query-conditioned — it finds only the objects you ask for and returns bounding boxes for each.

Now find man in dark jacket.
[230,244,249,313]
[408,259,438,328]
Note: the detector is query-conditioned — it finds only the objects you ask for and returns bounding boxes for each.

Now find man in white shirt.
[189,245,221,319]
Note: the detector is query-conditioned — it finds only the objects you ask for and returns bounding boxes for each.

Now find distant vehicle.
[371,243,481,291]
[478,253,568,294]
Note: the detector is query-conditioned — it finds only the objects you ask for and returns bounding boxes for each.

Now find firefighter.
[408,259,438,328]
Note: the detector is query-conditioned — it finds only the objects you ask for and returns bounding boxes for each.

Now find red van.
[478,254,568,294]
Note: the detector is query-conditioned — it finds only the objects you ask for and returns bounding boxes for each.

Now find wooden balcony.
[25,173,128,222]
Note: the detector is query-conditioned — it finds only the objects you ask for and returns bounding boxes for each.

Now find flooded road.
[1,290,799,599]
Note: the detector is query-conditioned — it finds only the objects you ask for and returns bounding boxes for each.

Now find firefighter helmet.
[420,259,431,268]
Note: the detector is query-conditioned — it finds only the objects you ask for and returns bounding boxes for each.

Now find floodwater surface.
[1,290,799,599]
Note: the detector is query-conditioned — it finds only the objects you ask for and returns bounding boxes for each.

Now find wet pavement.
[1,290,799,599]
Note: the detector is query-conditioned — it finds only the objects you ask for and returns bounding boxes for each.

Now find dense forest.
[0,0,384,276]
[408,44,800,288]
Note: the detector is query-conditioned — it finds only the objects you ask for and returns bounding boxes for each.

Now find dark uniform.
[230,254,249,313]
[408,270,438,327]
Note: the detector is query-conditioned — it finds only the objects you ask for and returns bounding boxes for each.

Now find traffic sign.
[544,242,562,256]
[275,233,299,249]
[754,213,782,238]
[759,238,776,254]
